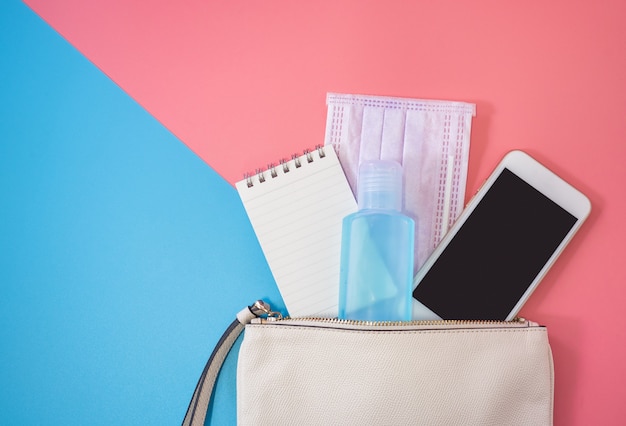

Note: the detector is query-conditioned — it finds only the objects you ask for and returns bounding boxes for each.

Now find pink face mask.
[324,92,476,271]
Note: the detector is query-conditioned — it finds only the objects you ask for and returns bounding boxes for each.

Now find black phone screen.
[412,168,578,320]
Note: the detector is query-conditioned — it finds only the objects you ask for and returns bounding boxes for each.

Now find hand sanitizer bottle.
[338,160,415,321]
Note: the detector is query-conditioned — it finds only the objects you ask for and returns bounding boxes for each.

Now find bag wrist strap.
[181,304,258,426]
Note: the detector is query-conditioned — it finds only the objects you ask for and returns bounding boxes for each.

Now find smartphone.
[412,150,591,320]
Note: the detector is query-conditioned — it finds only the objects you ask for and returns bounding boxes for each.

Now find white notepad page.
[236,147,357,317]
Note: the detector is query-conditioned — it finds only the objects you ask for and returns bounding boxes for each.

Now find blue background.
[0,1,284,424]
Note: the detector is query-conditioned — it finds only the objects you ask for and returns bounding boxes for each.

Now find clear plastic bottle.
[338,160,415,321]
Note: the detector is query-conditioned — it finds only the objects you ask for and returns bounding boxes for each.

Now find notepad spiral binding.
[244,145,327,188]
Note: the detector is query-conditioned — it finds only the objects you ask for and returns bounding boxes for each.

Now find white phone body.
[412,150,591,321]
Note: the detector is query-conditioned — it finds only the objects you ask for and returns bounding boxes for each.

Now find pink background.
[24,0,626,424]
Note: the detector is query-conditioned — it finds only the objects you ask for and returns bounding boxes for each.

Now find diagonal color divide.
[23,0,350,185]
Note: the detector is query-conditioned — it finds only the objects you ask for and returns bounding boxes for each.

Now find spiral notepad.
[236,146,357,317]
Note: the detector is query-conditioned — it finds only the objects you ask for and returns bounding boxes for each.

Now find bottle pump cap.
[358,160,403,211]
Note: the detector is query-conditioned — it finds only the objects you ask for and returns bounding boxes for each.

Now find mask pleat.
[325,93,475,272]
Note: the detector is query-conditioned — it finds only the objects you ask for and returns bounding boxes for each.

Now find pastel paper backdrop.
[3,0,626,424]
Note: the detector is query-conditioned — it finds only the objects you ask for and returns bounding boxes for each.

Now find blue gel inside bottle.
[338,160,415,321]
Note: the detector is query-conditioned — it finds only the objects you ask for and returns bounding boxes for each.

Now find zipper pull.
[249,300,283,322]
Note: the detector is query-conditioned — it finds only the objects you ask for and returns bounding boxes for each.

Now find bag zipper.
[248,300,539,330]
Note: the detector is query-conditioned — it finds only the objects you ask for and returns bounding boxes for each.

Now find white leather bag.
[183,301,554,426]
